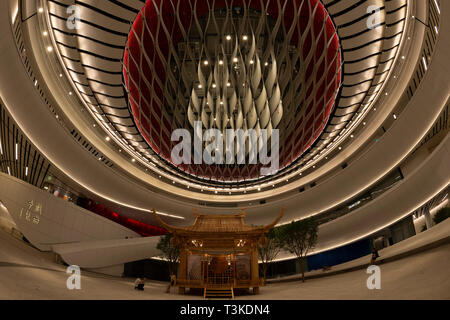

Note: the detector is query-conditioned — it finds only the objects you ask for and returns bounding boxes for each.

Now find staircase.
[204,287,234,299]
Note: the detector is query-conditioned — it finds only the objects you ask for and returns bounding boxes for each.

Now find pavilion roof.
[151,208,285,236]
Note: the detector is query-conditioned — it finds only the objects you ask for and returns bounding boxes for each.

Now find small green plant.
[433,207,450,225]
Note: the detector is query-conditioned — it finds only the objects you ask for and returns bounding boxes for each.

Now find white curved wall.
[315,133,450,254]
[0,201,17,231]
[52,236,161,269]
[0,173,139,251]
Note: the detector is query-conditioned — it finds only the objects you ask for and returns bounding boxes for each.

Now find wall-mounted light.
[422,56,428,70]
[433,0,440,14]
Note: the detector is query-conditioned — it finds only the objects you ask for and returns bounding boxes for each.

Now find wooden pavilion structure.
[151,207,284,297]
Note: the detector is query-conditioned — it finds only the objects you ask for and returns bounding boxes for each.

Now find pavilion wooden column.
[178,248,187,295]
[251,245,260,294]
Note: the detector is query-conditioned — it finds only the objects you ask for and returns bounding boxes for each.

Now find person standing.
[166,274,176,293]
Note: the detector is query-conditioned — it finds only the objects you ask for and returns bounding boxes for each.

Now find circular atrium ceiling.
[46,0,408,194]
[124,0,342,183]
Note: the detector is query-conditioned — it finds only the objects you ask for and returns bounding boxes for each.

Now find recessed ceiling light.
[212,83,216,88]
[43,31,48,36]
[226,35,232,40]
[203,60,209,65]
[105,137,110,141]
[38,7,44,13]
[233,57,238,63]
[243,35,248,40]
[219,60,224,65]
[131,158,136,162]
[47,46,53,52]
[198,84,202,89]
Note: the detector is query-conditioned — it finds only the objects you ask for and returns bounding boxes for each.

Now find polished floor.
[0,228,449,300]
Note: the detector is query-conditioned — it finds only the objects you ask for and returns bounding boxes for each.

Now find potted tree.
[157,233,180,279]
[280,217,318,282]
[258,227,283,283]
[433,207,450,225]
